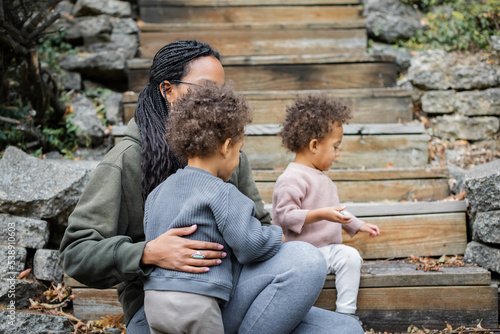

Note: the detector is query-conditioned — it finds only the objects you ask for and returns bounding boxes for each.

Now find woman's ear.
[220,138,232,158]
[159,80,174,99]
[309,139,319,153]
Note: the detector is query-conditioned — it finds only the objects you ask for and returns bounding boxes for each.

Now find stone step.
[126,53,397,92]
[254,166,450,203]
[139,0,361,24]
[139,22,366,58]
[122,87,412,125]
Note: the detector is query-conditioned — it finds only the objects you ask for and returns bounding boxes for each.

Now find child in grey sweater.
[143,82,283,334]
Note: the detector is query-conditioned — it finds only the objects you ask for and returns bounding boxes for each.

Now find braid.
[134,40,221,201]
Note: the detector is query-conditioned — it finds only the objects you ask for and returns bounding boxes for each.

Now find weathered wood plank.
[139,6,361,24]
[139,0,361,7]
[343,200,468,217]
[257,178,449,203]
[140,28,366,58]
[243,134,429,169]
[121,88,412,125]
[252,167,449,182]
[341,213,467,259]
[315,286,499,331]
[245,123,424,135]
[72,288,123,321]
[324,262,491,289]
[127,55,398,92]
[141,22,366,31]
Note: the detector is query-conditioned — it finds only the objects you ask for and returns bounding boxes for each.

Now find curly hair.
[166,82,252,160]
[279,94,352,152]
[134,40,220,200]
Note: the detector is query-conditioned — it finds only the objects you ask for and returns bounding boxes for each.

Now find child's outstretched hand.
[359,223,380,237]
[326,206,353,224]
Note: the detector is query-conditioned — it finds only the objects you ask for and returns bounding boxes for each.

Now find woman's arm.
[229,151,271,225]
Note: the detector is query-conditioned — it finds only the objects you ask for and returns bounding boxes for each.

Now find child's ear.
[220,138,232,157]
[309,139,319,153]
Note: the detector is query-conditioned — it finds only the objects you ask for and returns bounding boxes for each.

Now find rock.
[55,0,74,15]
[0,310,73,334]
[0,146,94,224]
[105,92,124,125]
[455,88,500,116]
[0,279,43,309]
[84,33,138,59]
[433,115,500,141]
[370,42,412,72]
[0,214,49,249]
[464,241,500,274]
[491,35,500,52]
[65,15,112,40]
[111,17,139,34]
[407,50,452,90]
[472,210,500,244]
[0,245,27,274]
[447,163,466,195]
[59,49,128,84]
[421,90,456,114]
[363,0,421,43]
[70,94,105,147]
[105,328,123,334]
[451,66,498,90]
[73,0,131,18]
[57,69,82,91]
[465,159,500,213]
[33,249,64,282]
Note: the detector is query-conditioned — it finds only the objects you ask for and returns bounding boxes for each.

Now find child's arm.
[305,206,352,225]
[358,223,380,237]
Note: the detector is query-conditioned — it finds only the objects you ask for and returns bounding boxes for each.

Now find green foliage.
[37,30,76,70]
[399,0,500,51]
[83,87,112,127]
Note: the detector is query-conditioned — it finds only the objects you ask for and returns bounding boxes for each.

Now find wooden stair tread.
[265,200,467,217]
[127,53,395,69]
[140,21,366,31]
[139,0,361,6]
[245,123,425,135]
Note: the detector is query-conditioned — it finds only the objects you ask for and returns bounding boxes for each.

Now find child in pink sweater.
[272,94,380,323]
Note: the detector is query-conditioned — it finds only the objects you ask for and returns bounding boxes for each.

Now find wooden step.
[127,54,397,92]
[122,88,412,125]
[254,167,450,203]
[243,125,429,169]
[266,200,469,259]
[139,22,367,58]
[139,0,361,24]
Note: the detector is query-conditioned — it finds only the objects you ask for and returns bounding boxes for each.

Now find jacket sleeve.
[218,186,282,264]
[229,150,271,225]
[59,161,151,289]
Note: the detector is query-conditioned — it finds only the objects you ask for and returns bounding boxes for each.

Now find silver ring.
[191,251,205,259]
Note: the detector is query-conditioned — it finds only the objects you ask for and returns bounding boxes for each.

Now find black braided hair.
[134,40,221,200]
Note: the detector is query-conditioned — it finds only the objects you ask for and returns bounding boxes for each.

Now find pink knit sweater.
[272,163,364,248]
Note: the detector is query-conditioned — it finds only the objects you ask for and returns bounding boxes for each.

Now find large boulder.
[363,0,422,43]
[464,241,500,274]
[0,245,27,275]
[70,94,105,146]
[64,15,113,40]
[465,159,500,213]
[0,214,49,249]
[105,92,124,125]
[455,88,500,116]
[433,115,499,141]
[451,66,498,90]
[0,310,73,334]
[73,0,131,18]
[0,279,43,309]
[472,210,500,244]
[0,147,97,243]
[370,42,412,72]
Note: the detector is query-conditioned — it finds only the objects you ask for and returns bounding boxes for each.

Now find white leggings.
[318,244,363,314]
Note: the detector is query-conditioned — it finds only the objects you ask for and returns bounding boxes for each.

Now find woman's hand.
[141,224,226,274]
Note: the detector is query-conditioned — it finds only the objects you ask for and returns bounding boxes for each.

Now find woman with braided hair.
[60,40,363,334]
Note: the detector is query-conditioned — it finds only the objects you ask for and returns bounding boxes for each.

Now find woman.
[60,40,363,334]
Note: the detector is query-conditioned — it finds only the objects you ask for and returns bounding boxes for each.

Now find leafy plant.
[399,0,500,51]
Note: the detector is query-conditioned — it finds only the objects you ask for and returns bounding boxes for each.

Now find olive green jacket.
[59,118,270,324]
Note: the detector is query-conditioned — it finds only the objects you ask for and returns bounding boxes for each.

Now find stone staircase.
[94,0,499,331]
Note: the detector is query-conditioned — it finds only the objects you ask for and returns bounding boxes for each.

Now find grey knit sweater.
[143,166,283,302]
